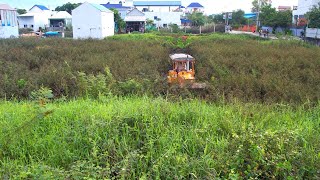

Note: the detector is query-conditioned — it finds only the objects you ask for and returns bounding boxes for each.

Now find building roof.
[278,6,291,9]
[244,13,256,19]
[133,1,181,6]
[101,2,131,9]
[170,54,195,61]
[90,3,113,12]
[31,5,49,10]
[49,11,72,19]
[187,2,204,8]
[0,4,15,10]
[125,8,146,22]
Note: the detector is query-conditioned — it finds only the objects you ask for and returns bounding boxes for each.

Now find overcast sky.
[2,0,298,14]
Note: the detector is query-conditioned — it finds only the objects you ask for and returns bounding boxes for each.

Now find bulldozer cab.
[168,53,195,85]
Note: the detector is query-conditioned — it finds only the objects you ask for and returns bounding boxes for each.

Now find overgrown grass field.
[0,33,320,103]
[0,97,319,179]
[1,33,320,178]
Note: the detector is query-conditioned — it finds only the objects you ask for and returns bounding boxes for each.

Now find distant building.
[29,5,50,13]
[124,8,146,32]
[101,2,132,19]
[186,2,204,13]
[293,0,320,25]
[0,4,19,38]
[145,12,182,27]
[278,6,291,11]
[18,5,52,31]
[133,1,182,12]
[108,0,134,7]
[131,1,184,28]
[49,11,72,28]
[72,2,114,39]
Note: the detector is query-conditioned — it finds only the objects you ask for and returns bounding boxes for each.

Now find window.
[154,16,157,20]
[31,25,34,28]
[163,24,167,28]
[142,8,149,12]
[24,24,27,28]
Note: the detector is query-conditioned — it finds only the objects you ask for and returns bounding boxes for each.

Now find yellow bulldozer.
[167,53,206,89]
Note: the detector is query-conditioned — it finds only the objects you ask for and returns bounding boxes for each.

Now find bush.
[0,34,319,104]
[19,28,34,34]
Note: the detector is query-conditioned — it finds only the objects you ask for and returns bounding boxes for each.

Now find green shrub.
[0,35,319,104]
[0,98,319,178]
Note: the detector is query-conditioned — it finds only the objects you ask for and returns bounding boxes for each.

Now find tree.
[259,5,292,28]
[55,2,80,14]
[146,19,154,26]
[251,0,271,12]
[212,14,224,24]
[206,15,214,24]
[187,12,206,26]
[306,3,320,28]
[16,9,27,15]
[230,9,246,25]
[274,10,292,28]
[110,8,126,33]
[259,5,277,27]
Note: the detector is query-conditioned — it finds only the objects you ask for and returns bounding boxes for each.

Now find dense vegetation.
[1,97,319,179]
[1,33,320,178]
[0,33,319,104]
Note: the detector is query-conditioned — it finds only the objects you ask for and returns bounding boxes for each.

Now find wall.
[0,10,19,38]
[144,12,183,27]
[33,13,50,31]
[0,26,19,38]
[119,9,129,20]
[73,3,103,39]
[293,0,320,16]
[186,7,204,13]
[101,11,114,37]
[18,16,34,29]
[18,12,51,31]
[306,27,320,38]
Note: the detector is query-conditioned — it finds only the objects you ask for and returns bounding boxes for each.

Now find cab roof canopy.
[170,53,195,61]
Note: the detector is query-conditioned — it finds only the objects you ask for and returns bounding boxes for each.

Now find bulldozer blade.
[190,83,207,89]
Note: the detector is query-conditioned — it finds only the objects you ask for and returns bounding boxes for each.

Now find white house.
[0,4,19,38]
[133,1,182,12]
[101,2,132,20]
[186,2,204,13]
[124,8,146,32]
[49,11,72,28]
[131,1,183,28]
[18,5,52,31]
[145,12,182,27]
[72,2,114,39]
[293,0,320,24]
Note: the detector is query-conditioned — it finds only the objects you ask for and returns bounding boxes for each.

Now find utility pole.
[256,0,260,32]
[224,12,229,32]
